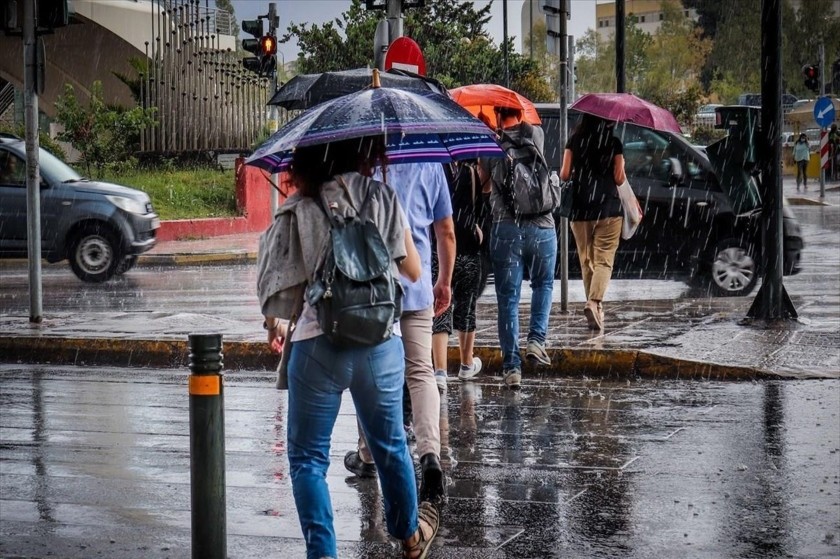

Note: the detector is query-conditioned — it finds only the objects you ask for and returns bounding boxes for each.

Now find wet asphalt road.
[1,365,838,558]
[0,204,837,315]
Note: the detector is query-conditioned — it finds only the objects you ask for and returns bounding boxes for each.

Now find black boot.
[418,453,446,504]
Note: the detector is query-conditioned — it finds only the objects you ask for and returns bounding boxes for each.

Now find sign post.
[814,95,835,200]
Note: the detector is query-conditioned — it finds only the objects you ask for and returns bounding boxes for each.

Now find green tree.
[574,5,709,128]
[283,0,554,101]
[783,0,840,98]
[574,16,654,96]
[638,1,711,123]
[54,82,156,177]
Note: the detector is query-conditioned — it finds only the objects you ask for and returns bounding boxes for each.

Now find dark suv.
[0,136,159,282]
[537,104,803,296]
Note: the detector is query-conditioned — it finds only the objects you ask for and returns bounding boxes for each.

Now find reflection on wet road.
[1,365,837,558]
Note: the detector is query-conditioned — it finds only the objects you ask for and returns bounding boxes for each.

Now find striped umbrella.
[246,84,503,173]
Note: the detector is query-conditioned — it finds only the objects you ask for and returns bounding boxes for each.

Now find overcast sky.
[230,0,597,63]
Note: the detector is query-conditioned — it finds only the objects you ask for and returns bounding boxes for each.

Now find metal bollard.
[188,334,227,559]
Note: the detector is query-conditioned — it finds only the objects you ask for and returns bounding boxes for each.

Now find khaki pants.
[570,216,622,302]
[360,306,441,461]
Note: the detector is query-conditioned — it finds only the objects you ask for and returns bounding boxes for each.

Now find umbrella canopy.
[268,67,447,110]
[570,93,682,134]
[450,84,542,129]
[247,86,503,174]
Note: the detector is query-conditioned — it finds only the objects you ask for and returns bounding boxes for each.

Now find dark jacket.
[443,162,488,255]
[566,133,623,221]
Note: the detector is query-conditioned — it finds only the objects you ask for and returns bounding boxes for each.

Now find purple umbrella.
[571,93,682,134]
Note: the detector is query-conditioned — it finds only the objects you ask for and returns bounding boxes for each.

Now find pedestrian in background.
[793,132,810,191]
[560,114,626,331]
[480,107,556,388]
[256,136,440,559]
[345,160,456,507]
[431,160,491,389]
[829,124,840,181]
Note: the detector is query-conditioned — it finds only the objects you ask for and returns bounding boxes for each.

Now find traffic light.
[259,34,277,76]
[832,59,840,95]
[241,18,265,75]
[241,4,278,78]
[802,64,820,93]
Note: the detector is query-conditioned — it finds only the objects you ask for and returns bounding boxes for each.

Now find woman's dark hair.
[289,135,388,197]
[569,113,620,174]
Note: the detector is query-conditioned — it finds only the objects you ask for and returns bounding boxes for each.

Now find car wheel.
[68,226,121,283]
[707,239,759,297]
[115,255,138,275]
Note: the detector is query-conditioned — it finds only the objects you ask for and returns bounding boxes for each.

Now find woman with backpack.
[256,135,440,559]
[560,113,626,331]
[431,159,491,389]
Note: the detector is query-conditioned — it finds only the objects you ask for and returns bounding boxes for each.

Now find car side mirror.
[668,158,683,186]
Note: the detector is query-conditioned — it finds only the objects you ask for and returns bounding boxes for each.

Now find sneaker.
[457,357,482,380]
[525,340,551,366]
[344,450,377,478]
[418,453,446,504]
[503,367,521,388]
[583,301,603,331]
[434,369,447,392]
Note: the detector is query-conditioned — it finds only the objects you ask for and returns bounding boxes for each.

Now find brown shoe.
[403,501,440,559]
[584,301,603,331]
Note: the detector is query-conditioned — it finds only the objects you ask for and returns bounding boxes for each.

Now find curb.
[0,336,809,381]
[138,252,258,266]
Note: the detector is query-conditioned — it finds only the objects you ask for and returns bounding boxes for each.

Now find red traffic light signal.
[802,64,820,92]
[260,35,277,56]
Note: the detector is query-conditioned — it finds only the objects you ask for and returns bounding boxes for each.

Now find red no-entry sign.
[384,37,426,76]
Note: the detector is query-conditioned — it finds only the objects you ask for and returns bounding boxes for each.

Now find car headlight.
[106,195,148,215]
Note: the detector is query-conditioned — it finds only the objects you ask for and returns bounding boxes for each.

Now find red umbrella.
[570,93,682,134]
[450,84,542,129]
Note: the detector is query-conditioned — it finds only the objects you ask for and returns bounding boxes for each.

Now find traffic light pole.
[615,0,625,93]
[23,0,42,323]
[558,2,569,313]
[386,0,402,43]
[746,0,796,321]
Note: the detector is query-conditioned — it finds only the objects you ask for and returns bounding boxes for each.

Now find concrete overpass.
[0,0,236,119]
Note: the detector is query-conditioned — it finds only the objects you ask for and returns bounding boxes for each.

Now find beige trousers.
[360,306,441,461]
[570,216,622,301]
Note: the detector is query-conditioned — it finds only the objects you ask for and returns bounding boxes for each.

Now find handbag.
[556,179,574,218]
[616,177,643,240]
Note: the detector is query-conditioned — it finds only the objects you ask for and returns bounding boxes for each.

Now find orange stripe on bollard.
[189,375,221,396]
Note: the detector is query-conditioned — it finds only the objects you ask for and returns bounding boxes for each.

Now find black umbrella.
[268,67,447,109]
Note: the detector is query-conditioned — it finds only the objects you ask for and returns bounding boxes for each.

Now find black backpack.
[305,179,402,347]
[493,131,557,219]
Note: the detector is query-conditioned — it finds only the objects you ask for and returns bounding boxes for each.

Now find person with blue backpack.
[481,107,558,388]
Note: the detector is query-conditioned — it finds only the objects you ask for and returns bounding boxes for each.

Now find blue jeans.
[490,221,557,370]
[287,335,418,559]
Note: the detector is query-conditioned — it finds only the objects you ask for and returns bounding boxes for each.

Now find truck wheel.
[68,226,121,283]
[707,239,758,297]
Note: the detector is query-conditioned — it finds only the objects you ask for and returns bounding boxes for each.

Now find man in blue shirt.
[345,161,455,504]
